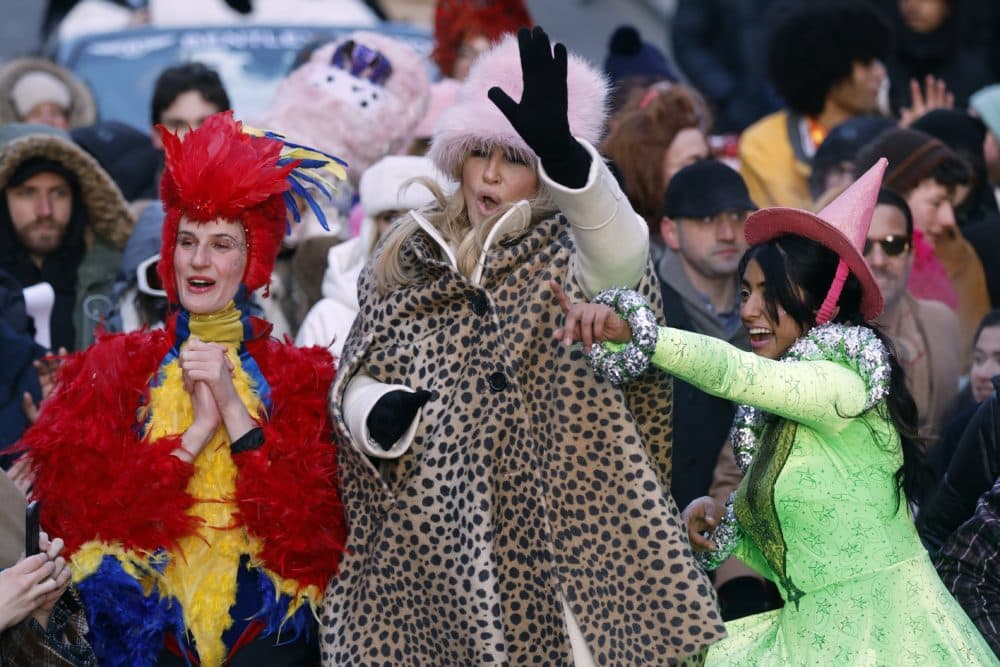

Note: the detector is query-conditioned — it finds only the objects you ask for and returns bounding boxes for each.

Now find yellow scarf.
[188,300,244,346]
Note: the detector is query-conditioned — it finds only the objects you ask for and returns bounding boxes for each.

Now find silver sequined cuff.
[587,287,658,385]
[695,492,741,571]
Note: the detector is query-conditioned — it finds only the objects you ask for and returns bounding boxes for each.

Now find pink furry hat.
[429,32,609,180]
[256,31,430,185]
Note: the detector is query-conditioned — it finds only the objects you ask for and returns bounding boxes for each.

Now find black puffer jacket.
[918,375,1000,553]
[0,268,43,460]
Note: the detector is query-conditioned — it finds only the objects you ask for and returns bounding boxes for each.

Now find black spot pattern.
[321,215,725,665]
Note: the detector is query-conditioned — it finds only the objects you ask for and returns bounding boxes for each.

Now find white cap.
[10,70,72,117]
[359,155,452,217]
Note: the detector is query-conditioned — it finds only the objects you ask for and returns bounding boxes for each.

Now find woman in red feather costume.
[19,111,347,667]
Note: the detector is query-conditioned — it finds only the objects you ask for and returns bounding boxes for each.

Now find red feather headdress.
[157,110,345,302]
[432,0,533,77]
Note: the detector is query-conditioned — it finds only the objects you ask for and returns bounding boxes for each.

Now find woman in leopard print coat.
[320,28,724,666]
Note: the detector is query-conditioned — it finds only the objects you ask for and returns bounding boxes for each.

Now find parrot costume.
[22,111,348,666]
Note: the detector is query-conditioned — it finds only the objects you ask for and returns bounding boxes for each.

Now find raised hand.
[899,75,954,128]
[487,27,573,164]
[550,279,631,353]
[22,347,69,424]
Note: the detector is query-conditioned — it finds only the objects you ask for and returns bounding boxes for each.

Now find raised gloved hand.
[366,389,432,449]
[487,26,591,188]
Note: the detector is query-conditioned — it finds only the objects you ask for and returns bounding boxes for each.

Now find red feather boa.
[23,325,346,588]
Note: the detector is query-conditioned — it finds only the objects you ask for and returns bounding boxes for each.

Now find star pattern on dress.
[812,505,837,525]
[814,598,833,617]
[842,542,863,558]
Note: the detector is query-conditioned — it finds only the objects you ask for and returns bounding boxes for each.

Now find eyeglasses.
[863,235,911,257]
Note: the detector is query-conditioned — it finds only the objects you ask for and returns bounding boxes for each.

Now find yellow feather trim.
[70,541,159,587]
[71,343,316,667]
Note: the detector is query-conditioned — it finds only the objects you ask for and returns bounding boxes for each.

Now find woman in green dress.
[552,159,998,665]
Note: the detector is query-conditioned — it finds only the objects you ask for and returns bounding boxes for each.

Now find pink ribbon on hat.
[816,260,849,324]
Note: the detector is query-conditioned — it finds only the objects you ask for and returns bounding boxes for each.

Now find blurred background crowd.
[1,0,1000,659]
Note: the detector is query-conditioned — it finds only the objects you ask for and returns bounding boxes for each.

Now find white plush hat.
[11,71,72,117]
[429,32,609,180]
[359,155,451,216]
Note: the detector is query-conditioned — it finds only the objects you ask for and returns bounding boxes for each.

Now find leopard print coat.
[321,211,725,666]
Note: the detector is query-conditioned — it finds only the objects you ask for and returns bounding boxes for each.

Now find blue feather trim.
[254,573,315,643]
[76,555,185,667]
[290,170,336,202]
[288,178,330,232]
[282,191,301,232]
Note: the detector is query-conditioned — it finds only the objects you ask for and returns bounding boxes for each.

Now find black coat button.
[488,371,508,392]
[468,291,489,316]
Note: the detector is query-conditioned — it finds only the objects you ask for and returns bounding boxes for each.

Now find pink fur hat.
[429,32,609,180]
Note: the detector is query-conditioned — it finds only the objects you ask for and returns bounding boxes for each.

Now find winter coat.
[962,215,1000,308]
[876,292,962,440]
[934,476,1000,657]
[739,110,812,209]
[919,376,1000,554]
[295,213,378,355]
[879,1,994,112]
[657,248,747,511]
[0,471,27,568]
[0,124,135,351]
[670,0,782,133]
[321,148,725,665]
[0,268,43,456]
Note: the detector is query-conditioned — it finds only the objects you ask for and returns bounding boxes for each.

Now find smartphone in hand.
[25,500,40,557]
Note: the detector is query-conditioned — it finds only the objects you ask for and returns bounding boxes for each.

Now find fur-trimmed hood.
[0,57,96,129]
[0,123,134,249]
[429,32,609,180]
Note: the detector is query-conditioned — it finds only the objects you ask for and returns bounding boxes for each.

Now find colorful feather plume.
[242,124,348,233]
[156,110,348,302]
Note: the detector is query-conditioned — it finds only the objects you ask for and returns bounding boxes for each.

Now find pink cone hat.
[744,157,887,322]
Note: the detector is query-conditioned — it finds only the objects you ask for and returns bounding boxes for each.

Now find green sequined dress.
[649,323,998,666]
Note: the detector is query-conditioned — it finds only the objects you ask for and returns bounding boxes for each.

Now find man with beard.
[0,123,133,353]
[869,188,961,441]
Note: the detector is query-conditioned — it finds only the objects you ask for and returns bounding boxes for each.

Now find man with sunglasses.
[869,188,961,440]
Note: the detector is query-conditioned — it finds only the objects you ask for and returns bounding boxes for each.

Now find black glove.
[366,389,432,449]
[487,27,591,188]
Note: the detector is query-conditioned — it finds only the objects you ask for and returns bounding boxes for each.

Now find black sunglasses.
[863,235,911,257]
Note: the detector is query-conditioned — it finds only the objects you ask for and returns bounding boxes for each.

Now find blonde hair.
[373,176,558,296]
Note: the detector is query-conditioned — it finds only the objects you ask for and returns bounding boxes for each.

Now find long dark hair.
[739,235,934,508]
